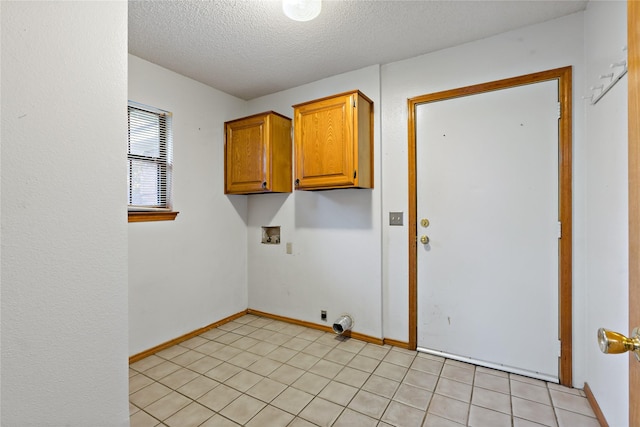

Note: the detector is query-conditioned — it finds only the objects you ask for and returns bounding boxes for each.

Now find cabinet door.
[295,93,355,189]
[225,116,268,194]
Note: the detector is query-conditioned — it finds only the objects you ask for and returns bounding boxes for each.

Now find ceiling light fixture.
[282,0,321,22]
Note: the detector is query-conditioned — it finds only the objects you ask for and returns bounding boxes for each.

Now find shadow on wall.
[225,193,250,225]
[247,192,291,224]
[295,189,373,229]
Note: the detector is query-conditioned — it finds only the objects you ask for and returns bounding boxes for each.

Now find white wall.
[583,2,629,426]
[246,66,383,338]
[380,11,587,379]
[126,6,629,424]
[128,55,249,355]
[2,1,626,424]
[1,1,129,425]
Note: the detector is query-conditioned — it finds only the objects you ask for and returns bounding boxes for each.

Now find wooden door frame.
[628,1,639,424]
[407,67,573,387]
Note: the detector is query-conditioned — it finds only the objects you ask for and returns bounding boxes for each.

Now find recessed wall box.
[261,226,281,244]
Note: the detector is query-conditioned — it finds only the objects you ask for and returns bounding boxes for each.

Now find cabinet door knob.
[262,181,267,189]
[295,179,300,186]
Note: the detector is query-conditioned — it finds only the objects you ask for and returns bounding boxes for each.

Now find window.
[128,102,177,222]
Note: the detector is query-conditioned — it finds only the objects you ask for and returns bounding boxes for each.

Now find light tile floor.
[130,315,599,427]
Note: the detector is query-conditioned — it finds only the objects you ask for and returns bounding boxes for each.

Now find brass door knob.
[597,327,640,361]
[420,235,429,244]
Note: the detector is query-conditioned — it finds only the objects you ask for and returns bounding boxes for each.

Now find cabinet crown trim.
[292,90,373,109]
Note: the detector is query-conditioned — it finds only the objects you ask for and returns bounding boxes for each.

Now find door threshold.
[417,346,559,384]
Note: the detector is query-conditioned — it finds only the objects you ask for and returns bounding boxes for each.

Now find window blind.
[127,102,173,210]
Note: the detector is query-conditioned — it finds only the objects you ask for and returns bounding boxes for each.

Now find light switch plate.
[389,212,403,226]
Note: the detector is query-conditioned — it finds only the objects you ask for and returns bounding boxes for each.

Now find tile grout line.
[130,316,597,427]
[416,354,441,427]
[509,372,514,427]
[549,380,560,427]
[467,362,477,425]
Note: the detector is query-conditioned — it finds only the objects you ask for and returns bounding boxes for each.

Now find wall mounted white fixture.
[585,46,628,105]
[282,0,321,22]
[332,314,353,335]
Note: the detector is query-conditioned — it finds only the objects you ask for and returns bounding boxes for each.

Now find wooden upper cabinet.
[293,90,373,190]
[224,111,292,194]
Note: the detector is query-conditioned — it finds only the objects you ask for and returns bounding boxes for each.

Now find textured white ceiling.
[128,0,588,100]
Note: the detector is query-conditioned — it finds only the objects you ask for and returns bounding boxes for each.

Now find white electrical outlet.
[286,242,293,254]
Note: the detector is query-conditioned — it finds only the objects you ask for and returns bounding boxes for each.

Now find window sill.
[128,211,179,223]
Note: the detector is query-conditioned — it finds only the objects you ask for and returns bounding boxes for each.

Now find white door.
[416,80,560,382]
